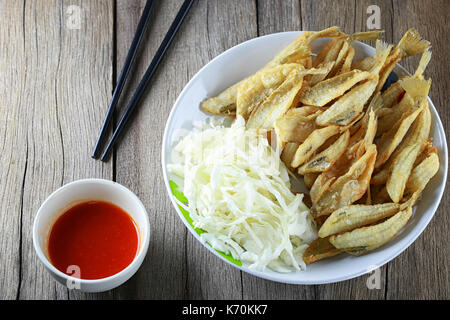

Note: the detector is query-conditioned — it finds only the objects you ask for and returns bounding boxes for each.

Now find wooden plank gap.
[15,137,29,300]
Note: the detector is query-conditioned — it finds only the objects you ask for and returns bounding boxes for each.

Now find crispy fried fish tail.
[414,49,432,78]
[369,40,393,75]
[396,28,431,58]
[381,49,431,109]
[347,30,384,43]
[375,29,430,93]
[399,77,432,101]
[367,91,384,113]
[274,26,342,65]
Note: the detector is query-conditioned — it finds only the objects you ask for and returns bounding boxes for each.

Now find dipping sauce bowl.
[33,179,150,292]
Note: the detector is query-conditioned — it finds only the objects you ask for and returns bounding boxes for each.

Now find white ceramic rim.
[32,178,151,285]
[161,31,448,284]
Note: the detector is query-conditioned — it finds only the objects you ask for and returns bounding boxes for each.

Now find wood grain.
[0,0,448,300]
[386,0,449,300]
[112,0,189,299]
[0,0,114,299]
[0,0,27,300]
[301,0,356,34]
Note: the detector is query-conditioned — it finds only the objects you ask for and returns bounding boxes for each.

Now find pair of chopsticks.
[92,0,194,161]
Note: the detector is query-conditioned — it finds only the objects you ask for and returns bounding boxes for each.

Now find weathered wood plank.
[354,0,394,44]
[113,0,254,299]
[257,0,301,36]
[301,0,356,34]
[0,0,28,300]
[112,0,187,299]
[5,0,114,299]
[113,0,189,300]
[386,0,449,300]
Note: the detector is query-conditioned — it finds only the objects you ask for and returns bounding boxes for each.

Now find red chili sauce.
[48,200,139,280]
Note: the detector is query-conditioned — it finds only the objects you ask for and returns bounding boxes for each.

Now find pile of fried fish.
[200,26,439,263]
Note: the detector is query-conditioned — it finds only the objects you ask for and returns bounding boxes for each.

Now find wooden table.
[1,0,448,300]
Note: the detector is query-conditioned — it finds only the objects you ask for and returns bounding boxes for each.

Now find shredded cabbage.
[167,116,317,272]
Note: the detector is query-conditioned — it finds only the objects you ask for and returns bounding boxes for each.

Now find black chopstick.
[91,0,155,159]
[99,0,195,162]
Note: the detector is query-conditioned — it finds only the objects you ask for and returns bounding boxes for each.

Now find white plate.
[161,31,448,284]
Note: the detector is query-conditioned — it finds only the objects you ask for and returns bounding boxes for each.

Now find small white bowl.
[33,179,150,292]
